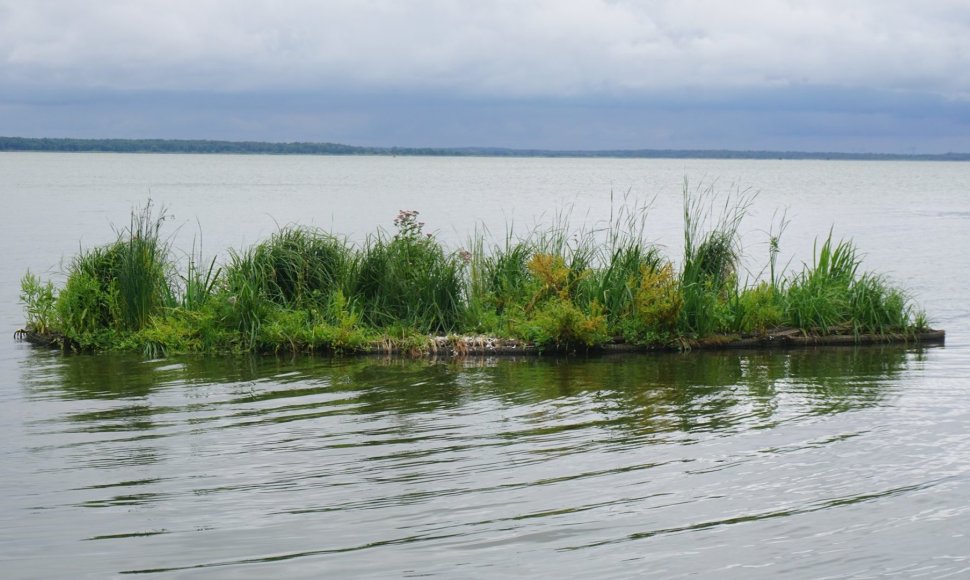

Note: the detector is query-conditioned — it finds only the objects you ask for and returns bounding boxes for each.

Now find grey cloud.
[2,1,970,98]
[3,0,970,153]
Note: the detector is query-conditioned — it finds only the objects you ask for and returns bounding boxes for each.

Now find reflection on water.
[22,346,913,421]
[11,345,968,578]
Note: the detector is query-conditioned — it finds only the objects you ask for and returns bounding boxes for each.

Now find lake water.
[2,153,969,578]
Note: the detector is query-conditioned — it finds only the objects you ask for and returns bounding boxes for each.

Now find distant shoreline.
[2,136,967,161]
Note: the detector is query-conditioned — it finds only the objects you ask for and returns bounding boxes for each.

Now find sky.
[2,0,970,153]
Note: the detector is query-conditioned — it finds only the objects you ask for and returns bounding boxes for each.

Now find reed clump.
[29,202,174,349]
[783,234,917,335]
[352,210,464,333]
[19,186,930,356]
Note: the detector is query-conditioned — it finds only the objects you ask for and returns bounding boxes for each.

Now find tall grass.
[848,274,912,334]
[219,226,353,343]
[53,201,172,341]
[578,192,665,337]
[23,193,928,354]
[180,246,220,312]
[783,233,916,334]
[679,180,754,336]
[465,226,533,331]
[351,211,464,333]
[768,210,791,291]
[223,246,272,342]
[783,233,858,333]
[244,227,349,307]
[115,201,173,330]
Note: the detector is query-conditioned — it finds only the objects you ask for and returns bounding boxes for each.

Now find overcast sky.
[2,0,970,152]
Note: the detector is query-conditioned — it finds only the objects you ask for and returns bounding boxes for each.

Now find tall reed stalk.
[679,180,754,336]
[115,201,173,330]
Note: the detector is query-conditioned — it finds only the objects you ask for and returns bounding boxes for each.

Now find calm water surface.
[2,154,969,578]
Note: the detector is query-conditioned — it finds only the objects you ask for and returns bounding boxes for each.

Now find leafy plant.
[626,262,683,341]
[19,272,57,334]
[518,296,608,350]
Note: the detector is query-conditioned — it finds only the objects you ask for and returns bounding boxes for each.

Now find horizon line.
[2,135,968,161]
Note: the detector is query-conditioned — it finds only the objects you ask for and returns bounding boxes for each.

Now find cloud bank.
[2,0,970,151]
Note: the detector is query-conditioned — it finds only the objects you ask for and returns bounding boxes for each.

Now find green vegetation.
[18,184,930,356]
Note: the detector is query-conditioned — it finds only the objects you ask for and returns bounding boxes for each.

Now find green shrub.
[733,282,784,334]
[126,314,201,356]
[517,296,608,349]
[624,263,683,342]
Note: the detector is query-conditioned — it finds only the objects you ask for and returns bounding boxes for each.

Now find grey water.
[2,153,970,578]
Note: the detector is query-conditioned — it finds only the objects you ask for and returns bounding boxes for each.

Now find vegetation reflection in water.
[21,346,924,438]
[15,345,943,577]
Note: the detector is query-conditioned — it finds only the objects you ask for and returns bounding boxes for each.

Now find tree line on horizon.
[1,135,967,161]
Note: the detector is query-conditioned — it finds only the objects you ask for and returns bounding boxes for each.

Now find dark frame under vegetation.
[17,182,943,357]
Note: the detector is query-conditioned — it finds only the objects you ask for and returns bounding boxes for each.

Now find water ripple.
[7,346,970,578]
